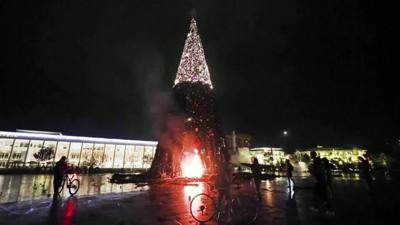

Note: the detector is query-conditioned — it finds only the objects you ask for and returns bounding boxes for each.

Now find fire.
[181,149,205,178]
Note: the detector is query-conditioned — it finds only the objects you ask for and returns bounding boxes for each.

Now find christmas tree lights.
[174,18,213,89]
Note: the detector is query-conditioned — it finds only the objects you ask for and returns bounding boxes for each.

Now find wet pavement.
[0,174,139,203]
[0,174,398,225]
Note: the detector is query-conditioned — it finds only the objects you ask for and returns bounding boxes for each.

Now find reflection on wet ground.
[0,175,399,225]
[0,174,143,203]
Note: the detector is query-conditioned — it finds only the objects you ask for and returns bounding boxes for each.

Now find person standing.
[53,156,67,198]
[309,151,334,215]
[285,159,295,189]
[309,151,324,211]
[322,158,334,193]
[250,157,262,200]
[322,157,335,215]
[240,157,263,200]
[358,156,373,190]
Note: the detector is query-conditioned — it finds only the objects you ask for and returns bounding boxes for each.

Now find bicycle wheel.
[68,179,80,196]
[57,178,65,195]
[231,195,258,224]
[190,193,216,223]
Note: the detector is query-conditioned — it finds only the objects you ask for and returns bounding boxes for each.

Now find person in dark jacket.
[53,156,67,197]
[309,152,335,215]
[240,157,263,199]
[309,151,331,214]
[322,158,334,193]
[322,157,335,215]
[358,156,373,190]
[250,157,262,199]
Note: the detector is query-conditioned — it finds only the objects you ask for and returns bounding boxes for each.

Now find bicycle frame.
[65,174,76,187]
[190,182,258,224]
[58,173,80,196]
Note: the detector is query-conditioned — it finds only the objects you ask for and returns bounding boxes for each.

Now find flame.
[181,149,205,178]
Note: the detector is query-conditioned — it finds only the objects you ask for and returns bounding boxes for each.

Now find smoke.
[150,92,176,139]
[117,41,175,138]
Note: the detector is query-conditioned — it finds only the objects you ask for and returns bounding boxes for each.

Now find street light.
[283,130,288,136]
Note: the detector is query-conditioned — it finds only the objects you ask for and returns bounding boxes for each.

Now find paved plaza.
[0,174,398,225]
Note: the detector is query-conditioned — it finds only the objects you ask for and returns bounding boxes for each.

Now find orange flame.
[181,149,205,178]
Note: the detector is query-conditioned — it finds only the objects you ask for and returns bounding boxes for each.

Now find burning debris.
[181,149,205,178]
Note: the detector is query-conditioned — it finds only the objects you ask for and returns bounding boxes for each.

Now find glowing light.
[174,18,213,88]
[63,197,77,225]
[181,149,205,178]
[299,162,308,172]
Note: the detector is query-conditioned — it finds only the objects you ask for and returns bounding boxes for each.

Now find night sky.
[0,0,397,149]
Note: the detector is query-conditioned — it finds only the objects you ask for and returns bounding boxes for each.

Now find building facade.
[294,146,368,172]
[225,131,251,153]
[0,130,158,169]
[295,147,367,164]
[225,131,252,164]
[250,147,286,166]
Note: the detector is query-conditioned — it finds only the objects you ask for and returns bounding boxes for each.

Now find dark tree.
[33,147,55,162]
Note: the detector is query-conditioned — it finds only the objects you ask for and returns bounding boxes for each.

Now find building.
[224,132,286,166]
[225,131,252,164]
[225,131,251,153]
[250,147,286,166]
[295,146,368,172]
[295,146,367,164]
[0,130,158,169]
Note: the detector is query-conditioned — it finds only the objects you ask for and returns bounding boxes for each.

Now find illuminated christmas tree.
[174,18,213,89]
[149,18,227,178]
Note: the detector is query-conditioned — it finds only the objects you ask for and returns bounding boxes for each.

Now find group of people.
[53,150,374,216]
[214,156,263,206]
[308,151,335,215]
[214,150,374,217]
[291,151,373,216]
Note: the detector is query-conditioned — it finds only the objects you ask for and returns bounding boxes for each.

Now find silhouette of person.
[358,156,373,190]
[322,158,334,193]
[53,156,67,198]
[322,157,335,215]
[309,151,334,215]
[250,157,262,200]
[240,157,262,200]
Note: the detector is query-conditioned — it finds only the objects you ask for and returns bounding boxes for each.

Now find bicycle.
[57,173,80,196]
[189,183,258,224]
